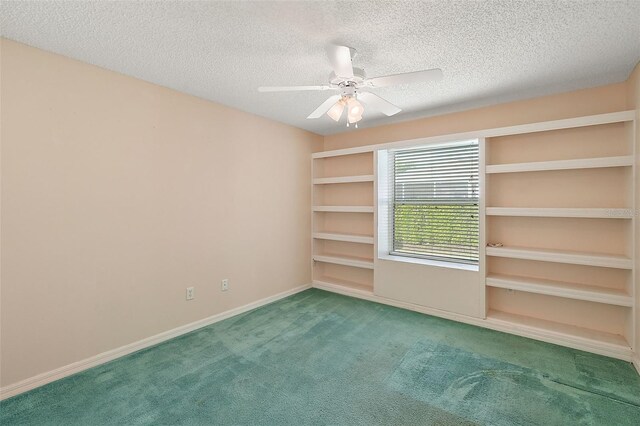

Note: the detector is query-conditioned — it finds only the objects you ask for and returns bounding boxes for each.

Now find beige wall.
[0,39,322,387]
[324,82,628,151]
[627,62,640,360]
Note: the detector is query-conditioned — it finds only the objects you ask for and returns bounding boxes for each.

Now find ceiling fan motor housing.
[329,67,366,88]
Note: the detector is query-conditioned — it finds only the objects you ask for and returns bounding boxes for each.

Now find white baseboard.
[0,284,311,401]
[633,354,640,375]
[312,282,634,364]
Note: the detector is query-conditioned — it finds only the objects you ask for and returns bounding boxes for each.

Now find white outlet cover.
[186,287,195,300]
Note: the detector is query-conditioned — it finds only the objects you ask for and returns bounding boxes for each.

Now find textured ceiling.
[2,1,640,135]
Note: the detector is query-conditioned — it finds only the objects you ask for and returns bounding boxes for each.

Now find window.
[391,141,479,265]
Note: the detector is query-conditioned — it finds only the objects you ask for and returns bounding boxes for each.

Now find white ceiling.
[2,1,639,135]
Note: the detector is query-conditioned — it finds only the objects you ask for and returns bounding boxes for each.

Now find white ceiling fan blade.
[327,45,354,78]
[365,68,443,88]
[358,92,401,116]
[307,95,341,119]
[258,85,333,92]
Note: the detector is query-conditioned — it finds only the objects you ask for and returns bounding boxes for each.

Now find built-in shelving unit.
[485,112,635,357]
[312,150,376,295]
[311,110,636,361]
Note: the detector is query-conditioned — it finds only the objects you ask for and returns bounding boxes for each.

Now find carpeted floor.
[1,288,639,425]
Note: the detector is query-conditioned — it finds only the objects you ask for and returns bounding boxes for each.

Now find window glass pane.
[392,141,479,264]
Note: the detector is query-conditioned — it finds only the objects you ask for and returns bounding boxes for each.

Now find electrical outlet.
[186,287,195,300]
[221,279,229,292]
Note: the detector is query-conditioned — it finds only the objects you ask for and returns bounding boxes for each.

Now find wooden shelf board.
[313,232,374,244]
[486,207,632,219]
[486,274,632,307]
[313,206,374,213]
[313,253,374,269]
[486,310,629,349]
[485,246,633,269]
[313,175,374,185]
[312,147,375,159]
[313,276,374,296]
[486,155,633,174]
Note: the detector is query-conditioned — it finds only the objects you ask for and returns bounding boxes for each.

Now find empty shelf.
[313,206,374,213]
[486,207,632,219]
[486,274,632,307]
[313,254,374,269]
[486,155,633,174]
[313,232,374,244]
[486,246,632,269]
[313,175,374,184]
[313,276,374,296]
[312,146,374,159]
[486,310,629,349]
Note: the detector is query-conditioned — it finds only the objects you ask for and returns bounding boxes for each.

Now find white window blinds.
[392,141,479,264]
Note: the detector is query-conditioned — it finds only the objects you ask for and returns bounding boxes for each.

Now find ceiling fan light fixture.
[347,97,364,118]
[347,111,363,124]
[326,98,346,121]
[346,97,364,126]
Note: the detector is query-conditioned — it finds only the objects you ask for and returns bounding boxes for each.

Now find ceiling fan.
[258,45,443,127]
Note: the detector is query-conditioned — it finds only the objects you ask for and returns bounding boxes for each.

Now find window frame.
[377,139,482,271]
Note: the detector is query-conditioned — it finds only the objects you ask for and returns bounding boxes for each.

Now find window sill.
[378,253,479,272]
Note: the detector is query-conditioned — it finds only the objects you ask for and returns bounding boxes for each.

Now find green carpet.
[1,288,639,425]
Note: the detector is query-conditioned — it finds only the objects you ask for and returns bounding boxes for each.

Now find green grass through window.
[393,204,479,262]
